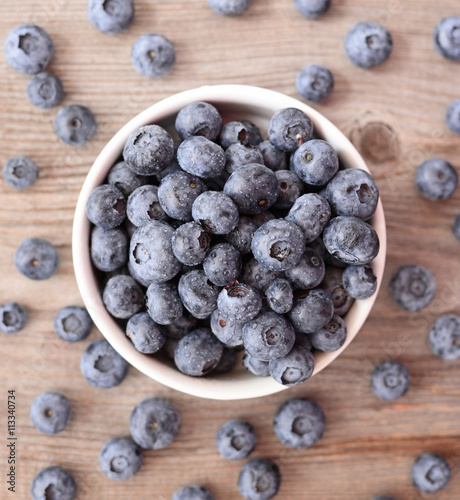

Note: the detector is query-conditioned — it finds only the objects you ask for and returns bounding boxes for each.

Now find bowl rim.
[72,84,387,400]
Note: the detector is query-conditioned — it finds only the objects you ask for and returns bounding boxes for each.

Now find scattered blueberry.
[178,270,220,319]
[3,156,38,190]
[99,437,142,480]
[91,226,128,272]
[292,139,339,186]
[242,352,270,377]
[293,0,330,18]
[55,104,97,146]
[342,264,377,300]
[14,237,59,280]
[433,16,460,61]
[27,72,63,109]
[269,345,315,387]
[103,274,143,319]
[288,288,334,333]
[268,107,313,152]
[192,191,239,234]
[217,281,262,322]
[344,22,393,68]
[264,278,294,314]
[446,99,460,134]
[411,453,450,493]
[453,213,460,240]
[415,158,458,200]
[54,305,92,342]
[258,140,288,171]
[310,315,347,352]
[217,419,257,460]
[286,193,331,243]
[30,392,71,435]
[108,161,146,198]
[238,458,281,500]
[203,243,242,286]
[0,302,27,333]
[88,0,134,34]
[30,466,76,500]
[173,485,215,500]
[126,312,165,353]
[208,0,251,15]
[284,247,325,289]
[428,314,460,360]
[226,216,257,255]
[296,64,334,102]
[178,136,226,178]
[371,360,410,401]
[389,265,436,312]
[131,34,176,77]
[175,101,222,141]
[146,282,183,325]
[172,221,211,266]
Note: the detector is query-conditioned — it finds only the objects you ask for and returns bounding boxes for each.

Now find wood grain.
[1,0,460,498]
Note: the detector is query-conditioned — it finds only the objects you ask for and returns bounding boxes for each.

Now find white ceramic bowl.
[72,84,386,400]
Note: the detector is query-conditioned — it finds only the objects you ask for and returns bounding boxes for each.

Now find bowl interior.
[72,84,386,400]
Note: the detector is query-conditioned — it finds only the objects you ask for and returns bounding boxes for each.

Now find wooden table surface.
[1,1,460,499]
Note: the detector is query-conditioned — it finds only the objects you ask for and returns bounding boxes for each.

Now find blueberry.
[284,247,325,289]
[323,216,379,265]
[171,221,211,266]
[225,142,265,174]
[81,339,129,388]
[124,124,175,175]
[286,193,331,243]
[54,306,92,342]
[126,312,165,353]
[242,353,270,377]
[178,270,220,319]
[213,347,238,373]
[129,221,181,285]
[310,315,347,352]
[104,275,143,319]
[158,171,207,221]
[4,24,54,74]
[258,140,288,171]
[268,107,313,152]
[252,210,276,228]
[155,142,182,182]
[273,170,304,209]
[389,265,436,312]
[208,0,251,15]
[30,392,71,435]
[411,453,450,493]
[326,168,379,220]
[175,327,223,376]
[273,397,325,449]
[428,314,460,360]
[175,101,222,141]
[295,331,313,351]
[162,337,179,359]
[251,219,305,272]
[192,191,239,234]
[446,99,460,134]
[173,485,215,500]
[203,243,242,286]
[146,282,183,325]
[131,34,176,77]
[91,226,128,272]
[224,163,279,215]
[226,216,257,255]
[238,458,280,500]
[292,140,339,187]
[269,344,315,386]
[55,104,97,146]
[344,22,393,68]
[27,72,63,109]
[320,266,354,316]
[217,282,262,322]
[296,64,334,102]
[264,278,294,314]
[241,258,281,292]
[88,0,134,34]
[177,136,226,178]
[86,184,126,229]
[0,302,27,333]
[130,397,180,449]
[293,0,330,18]
[289,288,333,333]
[31,466,76,500]
[371,360,410,401]
[217,419,257,460]
[14,237,58,280]
[165,312,198,340]
[342,264,377,300]
[243,312,295,361]
[3,156,38,190]
[100,437,142,480]
[108,161,146,198]
[415,158,458,200]
[434,17,460,61]
[220,120,262,149]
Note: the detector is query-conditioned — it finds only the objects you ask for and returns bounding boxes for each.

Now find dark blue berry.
[428,314,460,360]
[220,120,262,149]
[4,24,54,74]
[171,221,211,266]
[129,221,181,285]
[100,437,142,480]
[31,466,76,500]
[146,282,183,325]
[296,64,334,102]
[103,274,143,319]
[165,312,198,340]
[217,282,262,322]
[286,193,331,243]
[54,306,92,342]
[27,72,63,109]
[81,339,129,388]
[273,397,325,449]
[14,237,58,280]
[238,458,280,500]
[273,170,304,209]
[173,485,215,500]
[284,247,325,289]
[55,104,97,146]
[344,22,393,68]
[310,315,347,352]
[264,278,293,314]
[127,185,167,226]
[415,158,458,200]
[30,392,71,435]
[86,184,126,229]
[130,397,180,449]
[258,140,287,171]
[108,161,146,198]
[208,0,251,15]
[389,265,436,312]
[226,216,257,255]
[192,191,239,234]
[371,360,410,401]
[446,99,460,134]
[294,0,330,18]
[126,312,165,353]
[241,258,281,291]
[213,347,238,373]
[342,264,377,300]
[177,136,226,178]
[131,34,176,77]
[269,345,315,387]
[242,353,270,377]
[411,453,450,493]
[123,124,174,175]
[295,331,313,351]
[178,270,220,319]
[203,243,242,286]
[88,0,134,34]
[225,142,264,174]
[434,17,460,61]
[3,156,38,190]
[217,419,257,460]
[91,226,128,272]
[320,266,354,316]
[289,288,333,333]
[292,140,339,186]
[175,101,222,141]
[0,302,27,333]
[175,327,223,376]
[252,210,276,227]
[268,107,313,152]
